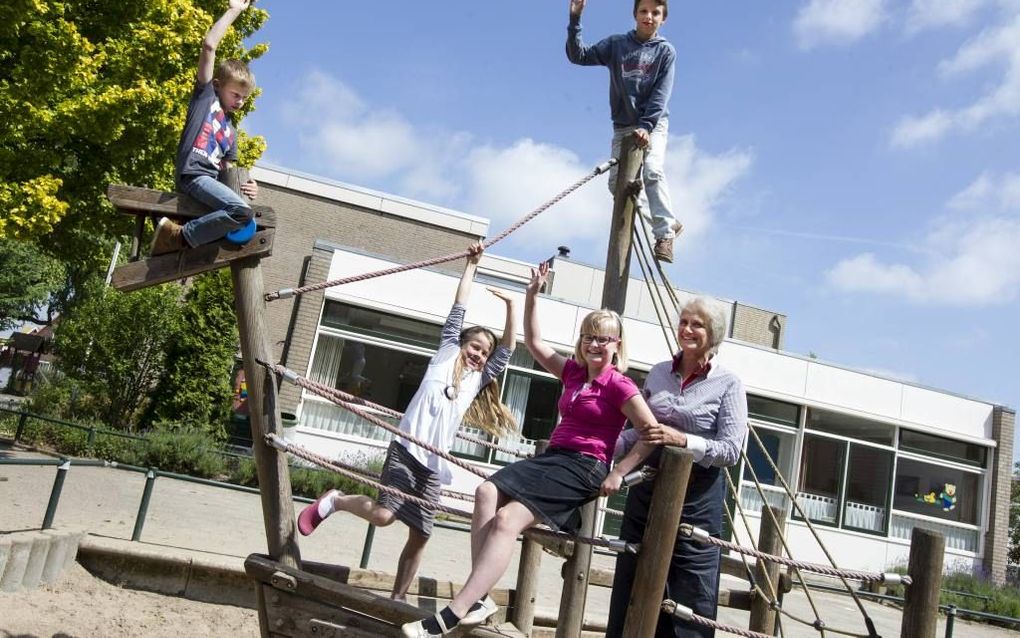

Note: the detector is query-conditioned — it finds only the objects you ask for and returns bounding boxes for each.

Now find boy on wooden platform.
[151,0,259,256]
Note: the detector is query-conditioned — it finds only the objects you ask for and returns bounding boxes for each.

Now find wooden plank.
[512,441,549,635]
[106,183,276,227]
[302,560,511,607]
[110,229,274,292]
[246,554,523,637]
[749,505,787,634]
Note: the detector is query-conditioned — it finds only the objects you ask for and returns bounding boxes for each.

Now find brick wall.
[984,407,1016,585]
[254,183,479,411]
[731,303,786,349]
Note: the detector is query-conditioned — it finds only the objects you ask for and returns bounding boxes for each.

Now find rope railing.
[265,158,617,301]
[267,433,474,519]
[270,363,490,480]
[679,524,910,586]
[662,599,775,638]
[269,362,529,459]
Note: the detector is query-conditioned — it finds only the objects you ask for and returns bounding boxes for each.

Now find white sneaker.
[401,613,452,638]
[460,594,498,626]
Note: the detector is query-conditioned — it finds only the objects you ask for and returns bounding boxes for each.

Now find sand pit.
[0,563,258,637]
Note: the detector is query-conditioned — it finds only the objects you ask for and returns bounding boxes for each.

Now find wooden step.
[109,229,274,292]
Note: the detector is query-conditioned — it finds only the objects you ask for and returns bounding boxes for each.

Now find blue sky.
[243,1,1020,459]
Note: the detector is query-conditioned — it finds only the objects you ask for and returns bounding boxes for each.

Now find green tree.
[54,280,184,429]
[0,238,65,330]
[147,270,239,436]
[0,0,268,283]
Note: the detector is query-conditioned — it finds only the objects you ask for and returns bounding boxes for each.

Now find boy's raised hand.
[569,0,586,18]
[229,0,252,11]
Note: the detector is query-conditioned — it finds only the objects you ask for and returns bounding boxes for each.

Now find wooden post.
[622,447,694,638]
[224,167,301,569]
[556,499,597,638]
[901,528,945,638]
[748,505,787,634]
[512,440,549,635]
[601,135,644,312]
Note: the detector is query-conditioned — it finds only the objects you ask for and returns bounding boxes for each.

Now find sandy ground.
[0,563,258,638]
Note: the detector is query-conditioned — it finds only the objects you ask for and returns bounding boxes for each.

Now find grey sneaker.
[460,595,498,626]
[150,217,185,256]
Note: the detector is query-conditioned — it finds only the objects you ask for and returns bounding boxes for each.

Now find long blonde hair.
[452,326,518,438]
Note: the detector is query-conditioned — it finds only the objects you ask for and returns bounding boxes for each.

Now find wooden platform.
[106,183,277,292]
[245,554,525,638]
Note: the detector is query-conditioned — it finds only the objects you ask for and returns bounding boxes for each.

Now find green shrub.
[129,427,227,478]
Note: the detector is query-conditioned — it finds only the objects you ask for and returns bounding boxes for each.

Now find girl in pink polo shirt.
[402,261,660,638]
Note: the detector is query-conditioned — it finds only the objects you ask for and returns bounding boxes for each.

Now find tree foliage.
[53,279,184,429]
[0,0,268,275]
[147,270,239,436]
[0,238,65,330]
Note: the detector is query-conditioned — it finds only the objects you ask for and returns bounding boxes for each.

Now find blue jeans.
[179,174,254,247]
[609,118,677,239]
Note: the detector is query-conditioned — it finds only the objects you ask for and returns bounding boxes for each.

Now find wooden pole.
[621,447,694,638]
[748,505,787,634]
[901,527,945,638]
[601,135,644,312]
[512,440,548,635]
[556,499,597,638]
[223,167,301,569]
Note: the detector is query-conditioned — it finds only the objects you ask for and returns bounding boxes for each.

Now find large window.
[842,445,892,533]
[748,395,800,428]
[892,458,980,526]
[741,425,796,514]
[806,407,894,445]
[796,434,844,525]
[899,430,987,467]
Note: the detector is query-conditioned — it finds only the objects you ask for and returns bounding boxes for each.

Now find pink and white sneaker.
[297,489,338,536]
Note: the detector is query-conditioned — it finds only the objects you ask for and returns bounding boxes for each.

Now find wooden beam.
[106,183,276,227]
[110,229,274,292]
[749,505,787,634]
[901,528,945,638]
[622,448,694,638]
[246,554,523,637]
[512,440,549,635]
[601,135,643,313]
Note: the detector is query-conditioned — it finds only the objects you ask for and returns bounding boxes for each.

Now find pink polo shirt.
[548,358,640,463]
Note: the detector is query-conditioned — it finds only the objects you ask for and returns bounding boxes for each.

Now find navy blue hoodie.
[567,15,676,132]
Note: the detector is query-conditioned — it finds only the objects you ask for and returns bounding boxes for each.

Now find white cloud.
[905,0,988,34]
[284,70,753,262]
[793,0,888,49]
[826,173,1020,304]
[891,10,1020,147]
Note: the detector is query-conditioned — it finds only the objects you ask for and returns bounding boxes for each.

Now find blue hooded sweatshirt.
[566,15,676,133]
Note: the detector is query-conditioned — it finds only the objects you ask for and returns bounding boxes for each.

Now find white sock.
[317,490,339,518]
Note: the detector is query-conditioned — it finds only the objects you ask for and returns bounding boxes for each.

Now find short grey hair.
[678,297,728,357]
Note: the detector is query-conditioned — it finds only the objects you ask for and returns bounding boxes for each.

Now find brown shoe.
[150,217,185,256]
[654,236,675,263]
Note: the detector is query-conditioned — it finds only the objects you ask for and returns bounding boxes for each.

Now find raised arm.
[455,242,484,305]
[487,288,518,350]
[566,0,611,66]
[524,262,566,377]
[197,0,250,85]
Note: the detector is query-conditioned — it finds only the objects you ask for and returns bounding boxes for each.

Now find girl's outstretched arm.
[455,241,484,305]
[487,288,517,351]
[524,261,566,377]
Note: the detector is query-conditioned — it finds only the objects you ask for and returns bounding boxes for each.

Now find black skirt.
[377,440,441,537]
[488,447,608,533]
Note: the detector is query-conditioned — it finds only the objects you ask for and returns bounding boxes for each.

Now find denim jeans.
[179,174,254,248]
[609,118,677,239]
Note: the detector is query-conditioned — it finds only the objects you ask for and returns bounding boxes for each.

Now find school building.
[249,163,1015,586]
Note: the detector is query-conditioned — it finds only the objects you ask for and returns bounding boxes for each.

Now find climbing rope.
[268,433,474,518]
[264,361,490,480]
[268,361,530,459]
[265,158,617,301]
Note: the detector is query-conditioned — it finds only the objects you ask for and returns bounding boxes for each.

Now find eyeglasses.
[580,334,620,346]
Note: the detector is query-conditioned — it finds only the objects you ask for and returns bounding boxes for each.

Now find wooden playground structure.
[106,144,947,637]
